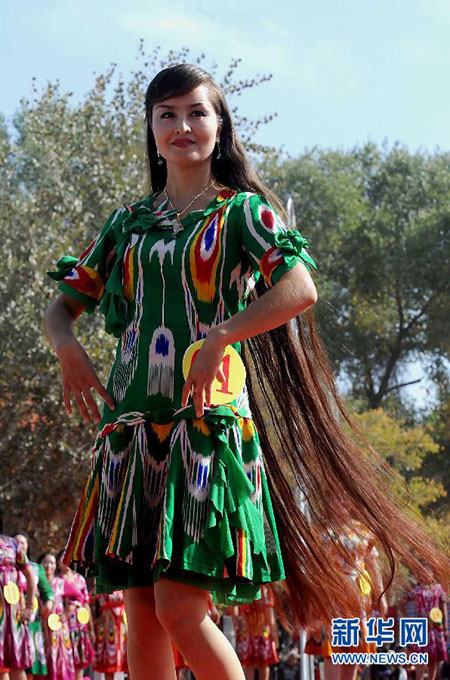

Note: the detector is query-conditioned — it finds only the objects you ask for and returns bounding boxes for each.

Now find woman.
[231,584,279,680]
[44,64,448,680]
[402,581,448,680]
[13,533,54,679]
[37,553,83,680]
[304,523,388,680]
[56,552,94,680]
[0,534,35,680]
[90,590,127,680]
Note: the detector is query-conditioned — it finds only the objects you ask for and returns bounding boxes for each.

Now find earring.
[157,152,164,165]
[216,141,222,159]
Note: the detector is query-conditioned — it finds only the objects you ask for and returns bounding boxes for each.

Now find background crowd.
[0,530,447,680]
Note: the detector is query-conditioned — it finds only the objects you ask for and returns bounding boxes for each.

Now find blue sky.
[1,0,450,155]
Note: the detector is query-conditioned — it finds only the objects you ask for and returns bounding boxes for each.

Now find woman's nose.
[176,117,192,134]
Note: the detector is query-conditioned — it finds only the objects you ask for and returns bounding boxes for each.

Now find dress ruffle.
[63,404,285,604]
[273,229,317,272]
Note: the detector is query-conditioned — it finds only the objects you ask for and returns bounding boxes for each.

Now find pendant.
[171,215,184,238]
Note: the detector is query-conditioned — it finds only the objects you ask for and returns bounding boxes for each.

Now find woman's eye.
[160,112,174,119]
[192,110,207,117]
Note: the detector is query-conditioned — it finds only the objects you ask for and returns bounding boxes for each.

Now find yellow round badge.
[48,613,62,632]
[3,582,20,605]
[429,607,443,624]
[77,607,90,625]
[33,596,39,614]
[358,569,372,596]
[182,340,246,406]
[123,611,128,626]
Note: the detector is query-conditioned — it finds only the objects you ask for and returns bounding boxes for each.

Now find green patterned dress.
[48,188,317,604]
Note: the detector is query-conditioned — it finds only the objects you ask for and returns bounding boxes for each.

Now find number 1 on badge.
[182,340,246,405]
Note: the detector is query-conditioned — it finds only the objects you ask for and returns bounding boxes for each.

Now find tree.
[344,403,448,545]
[259,143,450,411]
[0,44,275,551]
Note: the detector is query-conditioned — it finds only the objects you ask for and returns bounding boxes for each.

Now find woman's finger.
[205,382,212,407]
[181,377,193,408]
[193,384,205,418]
[82,387,101,423]
[216,365,226,383]
[72,389,91,423]
[92,378,116,411]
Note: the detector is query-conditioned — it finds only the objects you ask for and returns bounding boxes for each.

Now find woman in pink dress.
[37,553,84,680]
[57,553,94,680]
[231,585,279,680]
[91,590,128,680]
[403,582,448,680]
[0,534,36,680]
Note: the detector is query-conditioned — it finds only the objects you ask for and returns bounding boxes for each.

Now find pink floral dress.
[64,573,94,669]
[42,575,83,680]
[406,584,448,663]
[0,535,34,669]
[92,590,127,673]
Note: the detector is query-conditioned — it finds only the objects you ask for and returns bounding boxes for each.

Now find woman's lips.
[172,140,195,147]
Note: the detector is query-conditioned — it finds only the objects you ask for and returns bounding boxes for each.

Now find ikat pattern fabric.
[48,189,317,604]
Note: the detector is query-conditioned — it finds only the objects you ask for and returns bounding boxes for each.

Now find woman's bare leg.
[427,661,438,680]
[339,664,358,680]
[8,671,26,680]
[257,667,270,680]
[154,578,245,680]
[323,657,340,680]
[415,664,427,680]
[243,667,254,679]
[124,585,176,680]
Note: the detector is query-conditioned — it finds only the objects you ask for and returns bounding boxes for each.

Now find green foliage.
[344,404,448,545]
[259,143,450,409]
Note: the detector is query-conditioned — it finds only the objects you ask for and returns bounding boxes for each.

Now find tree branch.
[383,378,422,395]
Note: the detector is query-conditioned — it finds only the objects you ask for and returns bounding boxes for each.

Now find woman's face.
[151,84,221,170]
[42,554,56,576]
[14,534,28,555]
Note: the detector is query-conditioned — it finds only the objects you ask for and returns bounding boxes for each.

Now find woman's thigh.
[153,577,210,630]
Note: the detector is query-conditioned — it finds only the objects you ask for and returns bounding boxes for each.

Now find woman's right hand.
[56,338,116,423]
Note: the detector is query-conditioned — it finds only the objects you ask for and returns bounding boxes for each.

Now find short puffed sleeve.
[47,207,121,313]
[236,193,317,286]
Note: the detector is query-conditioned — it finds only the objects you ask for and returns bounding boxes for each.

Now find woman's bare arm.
[209,261,317,347]
[181,262,317,416]
[44,294,116,422]
[44,293,86,351]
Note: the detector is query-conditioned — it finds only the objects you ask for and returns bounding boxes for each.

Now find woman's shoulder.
[226,190,276,220]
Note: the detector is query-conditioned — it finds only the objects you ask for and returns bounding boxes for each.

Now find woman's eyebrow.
[155,102,207,110]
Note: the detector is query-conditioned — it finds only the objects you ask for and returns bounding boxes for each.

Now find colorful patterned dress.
[92,591,127,673]
[29,562,54,675]
[48,188,317,603]
[0,535,34,669]
[42,576,83,680]
[64,572,95,670]
[405,584,448,663]
[233,584,279,667]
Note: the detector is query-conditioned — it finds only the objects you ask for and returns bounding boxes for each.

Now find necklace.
[164,179,217,237]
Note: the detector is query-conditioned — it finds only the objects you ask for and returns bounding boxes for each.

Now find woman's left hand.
[181,332,227,417]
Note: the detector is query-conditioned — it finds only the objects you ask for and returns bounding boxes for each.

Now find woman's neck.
[165,161,216,203]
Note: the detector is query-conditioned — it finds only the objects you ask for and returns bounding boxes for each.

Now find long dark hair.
[144,64,448,627]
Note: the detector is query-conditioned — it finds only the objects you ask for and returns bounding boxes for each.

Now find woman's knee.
[154,578,209,634]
